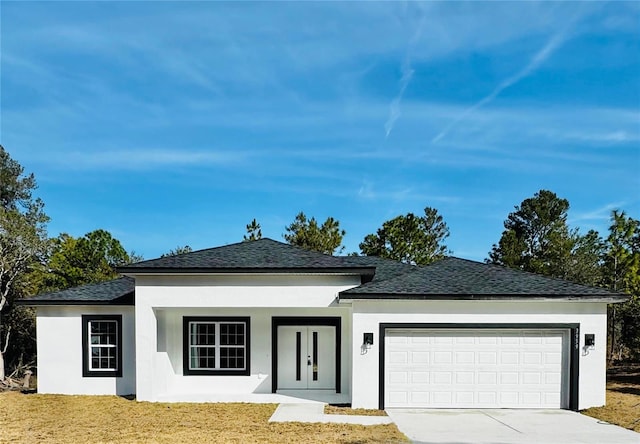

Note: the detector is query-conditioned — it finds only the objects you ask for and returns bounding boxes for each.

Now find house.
[19,238,626,410]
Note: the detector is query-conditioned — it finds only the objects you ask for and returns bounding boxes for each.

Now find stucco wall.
[35,305,136,395]
[134,274,360,401]
[349,300,607,410]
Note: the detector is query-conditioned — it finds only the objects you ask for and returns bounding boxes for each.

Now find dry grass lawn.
[324,405,387,416]
[582,365,640,433]
[0,392,408,444]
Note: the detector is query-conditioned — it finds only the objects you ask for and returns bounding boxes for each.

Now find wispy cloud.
[432,22,574,143]
[357,179,460,204]
[43,149,245,171]
[569,202,626,225]
[384,8,426,138]
[384,60,414,138]
[559,130,640,143]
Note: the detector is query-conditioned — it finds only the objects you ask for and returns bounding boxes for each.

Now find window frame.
[82,314,123,377]
[182,316,251,376]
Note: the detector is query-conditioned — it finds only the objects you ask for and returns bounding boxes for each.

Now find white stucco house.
[20,238,626,410]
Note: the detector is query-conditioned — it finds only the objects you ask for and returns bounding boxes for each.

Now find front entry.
[277,326,336,390]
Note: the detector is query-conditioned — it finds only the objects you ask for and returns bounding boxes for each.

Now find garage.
[384,328,571,409]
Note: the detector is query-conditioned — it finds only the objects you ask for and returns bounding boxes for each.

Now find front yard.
[0,392,407,444]
[582,365,640,433]
[2,366,637,443]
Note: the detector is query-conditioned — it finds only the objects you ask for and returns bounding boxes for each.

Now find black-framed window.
[183,317,250,376]
[82,315,123,377]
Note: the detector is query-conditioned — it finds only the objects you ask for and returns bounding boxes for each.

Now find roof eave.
[338,293,628,302]
[16,292,135,307]
[16,299,134,307]
[118,266,376,276]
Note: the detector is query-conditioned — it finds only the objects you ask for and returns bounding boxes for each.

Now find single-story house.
[19,238,626,410]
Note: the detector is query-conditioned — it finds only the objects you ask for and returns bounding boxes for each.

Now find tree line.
[1,145,638,382]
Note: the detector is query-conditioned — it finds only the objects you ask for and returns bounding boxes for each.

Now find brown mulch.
[0,392,408,443]
[582,364,640,433]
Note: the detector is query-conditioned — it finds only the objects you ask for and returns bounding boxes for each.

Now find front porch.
[138,305,354,403]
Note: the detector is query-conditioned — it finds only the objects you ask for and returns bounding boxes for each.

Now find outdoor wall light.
[582,334,595,356]
[363,332,374,349]
[585,334,595,348]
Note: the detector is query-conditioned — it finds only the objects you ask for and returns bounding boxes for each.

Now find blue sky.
[2,1,639,261]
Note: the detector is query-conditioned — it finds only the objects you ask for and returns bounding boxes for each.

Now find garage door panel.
[545,372,561,384]
[456,392,474,403]
[523,352,543,364]
[456,372,474,384]
[478,372,497,384]
[388,351,408,364]
[500,392,518,404]
[544,392,561,404]
[545,352,562,364]
[412,351,429,364]
[433,351,452,363]
[388,371,408,384]
[455,351,474,364]
[478,352,497,364]
[412,371,429,383]
[500,372,519,384]
[501,352,519,364]
[385,329,568,409]
[411,391,429,404]
[388,391,408,404]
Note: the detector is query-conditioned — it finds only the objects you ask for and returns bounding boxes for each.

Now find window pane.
[191,323,215,346]
[90,321,117,345]
[220,323,244,346]
[190,346,216,369]
[220,347,244,369]
[90,345,117,370]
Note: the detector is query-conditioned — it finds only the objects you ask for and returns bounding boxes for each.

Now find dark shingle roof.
[17,277,134,306]
[341,255,416,284]
[118,238,375,276]
[340,257,626,301]
[20,240,626,304]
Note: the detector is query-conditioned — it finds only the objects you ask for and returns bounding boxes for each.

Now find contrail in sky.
[431,28,571,144]
[385,13,425,139]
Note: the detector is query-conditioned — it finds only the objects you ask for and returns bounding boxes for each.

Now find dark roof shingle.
[18,277,134,306]
[118,238,375,275]
[20,240,627,304]
[340,257,625,300]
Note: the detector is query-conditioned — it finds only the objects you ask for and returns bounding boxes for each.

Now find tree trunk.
[22,370,32,388]
[0,327,9,382]
[0,350,5,382]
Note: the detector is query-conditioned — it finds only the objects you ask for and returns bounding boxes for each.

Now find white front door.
[277,326,336,390]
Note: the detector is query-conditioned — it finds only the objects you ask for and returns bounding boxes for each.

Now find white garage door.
[385,329,568,409]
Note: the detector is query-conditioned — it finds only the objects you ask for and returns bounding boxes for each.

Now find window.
[183,317,250,376]
[82,315,122,377]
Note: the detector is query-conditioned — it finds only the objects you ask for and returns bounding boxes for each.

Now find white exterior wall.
[349,300,607,410]
[35,305,136,395]
[134,274,360,401]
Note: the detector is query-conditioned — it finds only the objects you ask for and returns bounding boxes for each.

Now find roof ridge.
[130,238,285,265]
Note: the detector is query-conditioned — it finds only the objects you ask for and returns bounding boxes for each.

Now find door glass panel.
[296,331,301,381]
[312,331,318,381]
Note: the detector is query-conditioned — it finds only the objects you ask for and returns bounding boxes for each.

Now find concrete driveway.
[386,409,640,444]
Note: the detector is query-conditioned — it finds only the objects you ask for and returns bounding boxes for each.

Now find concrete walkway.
[268,403,393,425]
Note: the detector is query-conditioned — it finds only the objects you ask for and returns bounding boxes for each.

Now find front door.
[277,326,336,390]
